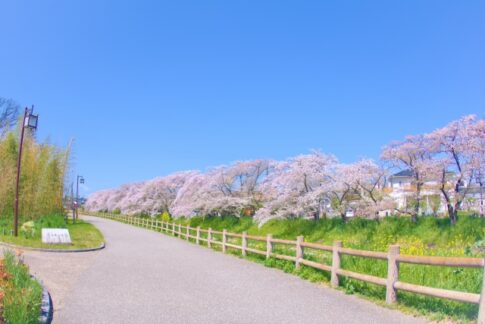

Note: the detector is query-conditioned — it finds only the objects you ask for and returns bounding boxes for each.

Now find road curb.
[0,241,106,253]
[38,278,53,324]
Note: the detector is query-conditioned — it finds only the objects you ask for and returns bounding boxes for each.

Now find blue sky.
[1,1,484,196]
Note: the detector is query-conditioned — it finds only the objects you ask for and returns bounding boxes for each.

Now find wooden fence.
[89,212,485,323]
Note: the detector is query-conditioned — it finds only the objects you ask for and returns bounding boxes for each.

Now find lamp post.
[75,175,85,223]
[14,106,38,236]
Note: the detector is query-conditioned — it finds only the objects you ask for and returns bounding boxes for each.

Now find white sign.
[42,229,72,244]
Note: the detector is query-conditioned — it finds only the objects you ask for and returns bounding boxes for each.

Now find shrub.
[160,212,171,222]
[2,250,42,324]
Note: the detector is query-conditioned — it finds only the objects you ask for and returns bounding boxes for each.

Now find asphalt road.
[23,216,427,324]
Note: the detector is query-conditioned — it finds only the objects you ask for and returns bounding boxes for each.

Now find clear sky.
[1,1,484,196]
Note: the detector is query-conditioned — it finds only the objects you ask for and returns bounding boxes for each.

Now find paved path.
[21,216,427,324]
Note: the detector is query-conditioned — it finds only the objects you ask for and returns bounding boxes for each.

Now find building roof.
[391,170,415,178]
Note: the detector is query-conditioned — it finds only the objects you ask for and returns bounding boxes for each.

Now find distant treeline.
[86,115,485,225]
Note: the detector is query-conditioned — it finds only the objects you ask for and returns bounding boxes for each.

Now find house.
[460,186,485,215]
[387,170,484,216]
[388,170,415,190]
[387,170,448,215]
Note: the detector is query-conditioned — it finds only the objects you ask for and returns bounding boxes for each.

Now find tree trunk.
[313,211,320,221]
[414,199,420,220]
[411,213,418,223]
[341,213,347,222]
[479,181,484,218]
[448,204,457,225]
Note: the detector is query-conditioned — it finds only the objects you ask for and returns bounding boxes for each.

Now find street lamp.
[14,106,39,236]
[75,175,85,222]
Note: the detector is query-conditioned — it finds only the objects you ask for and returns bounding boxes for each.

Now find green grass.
[1,250,43,324]
[0,215,104,250]
[168,214,484,323]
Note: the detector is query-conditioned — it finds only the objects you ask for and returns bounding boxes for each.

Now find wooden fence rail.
[89,212,485,323]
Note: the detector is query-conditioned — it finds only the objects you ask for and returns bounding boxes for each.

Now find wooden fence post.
[172,223,176,235]
[186,226,190,241]
[478,264,485,324]
[196,227,201,245]
[208,228,212,248]
[178,224,182,237]
[296,236,304,269]
[222,229,227,253]
[265,234,273,259]
[242,232,247,257]
[386,245,400,305]
[331,241,342,288]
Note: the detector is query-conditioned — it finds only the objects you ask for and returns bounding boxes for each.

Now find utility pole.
[76,175,84,223]
[13,106,38,236]
[70,182,75,223]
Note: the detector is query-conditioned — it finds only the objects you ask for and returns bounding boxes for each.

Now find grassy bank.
[167,215,485,322]
[0,251,42,324]
[0,215,104,250]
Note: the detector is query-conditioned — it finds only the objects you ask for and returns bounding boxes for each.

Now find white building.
[387,170,484,216]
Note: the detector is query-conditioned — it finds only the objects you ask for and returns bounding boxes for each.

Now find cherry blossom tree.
[254,152,337,224]
[170,172,208,217]
[138,171,198,215]
[426,115,484,224]
[348,159,393,219]
[381,135,434,222]
[86,114,484,225]
[471,118,485,217]
[85,172,195,216]
[170,160,272,218]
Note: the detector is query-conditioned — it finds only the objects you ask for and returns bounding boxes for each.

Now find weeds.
[1,250,42,324]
